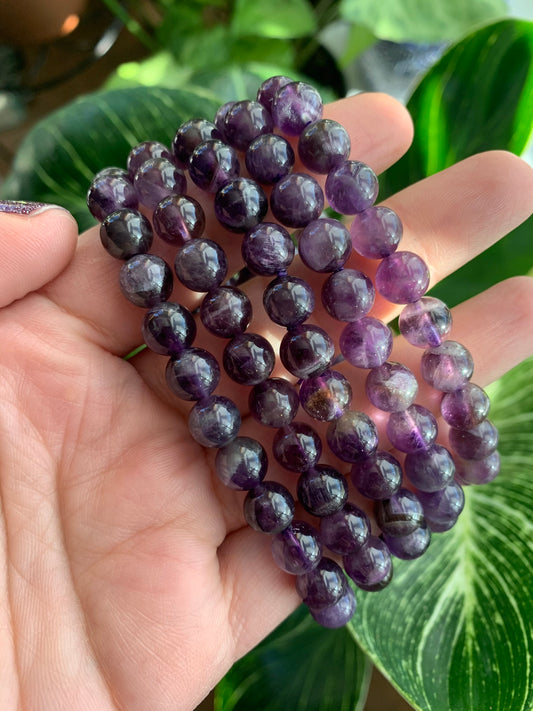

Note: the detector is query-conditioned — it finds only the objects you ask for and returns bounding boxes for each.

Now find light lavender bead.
[375,251,430,304]
[365,361,419,412]
[386,404,438,453]
[421,340,474,392]
[325,160,378,215]
[340,317,393,369]
[440,383,490,429]
[350,206,403,259]
[399,297,452,348]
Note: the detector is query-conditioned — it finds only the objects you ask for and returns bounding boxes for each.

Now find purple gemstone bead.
[455,451,501,485]
[166,348,220,401]
[87,172,138,222]
[308,586,356,629]
[153,195,205,244]
[374,488,425,536]
[215,436,268,490]
[449,419,498,460]
[416,481,465,524]
[93,166,128,181]
[325,160,378,215]
[127,140,173,177]
[270,173,324,228]
[263,275,315,328]
[249,378,300,427]
[297,465,348,517]
[189,140,240,193]
[350,206,403,259]
[280,325,335,378]
[223,100,274,151]
[365,361,419,412]
[188,395,240,448]
[386,404,438,453]
[142,302,196,355]
[223,332,275,385]
[399,296,452,348]
[174,238,227,292]
[426,517,458,533]
[200,286,252,338]
[320,502,370,555]
[383,524,431,560]
[172,119,220,168]
[375,251,430,304]
[296,557,347,609]
[214,177,268,233]
[298,218,351,272]
[421,340,474,392]
[271,521,322,574]
[298,119,350,174]
[321,268,375,322]
[299,370,352,422]
[340,317,393,369]
[257,75,293,113]
[326,410,379,462]
[214,102,235,141]
[119,254,173,307]
[351,451,402,500]
[241,222,295,276]
[100,208,153,259]
[272,422,322,472]
[343,535,393,591]
[271,81,323,136]
[404,443,456,492]
[245,133,295,184]
[134,157,186,209]
[440,383,490,430]
[244,481,295,533]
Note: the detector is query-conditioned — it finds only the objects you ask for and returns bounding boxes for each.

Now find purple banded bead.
[416,482,465,524]
[127,140,173,177]
[350,206,403,259]
[189,139,240,193]
[133,157,186,209]
[280,325,335,379]
[272,422,322,472]
[142,302,196,355]
[188,395,240,448]
[249,378,300,428]
[375,251,430,304]
[242,222,295,276]
[271,520,322,574]
[421,340,474,392]
[172,119,221,168]
[296,557,347,609]
[119,254,173,307]
[386,404,438,453]
[320,502,370,555]
[214,102,235,141]
[404,443,456,492]
[166,348,220,401]
[343,535,393,591]
[325,160,378,215]
[271,81,323,136]
[298,218,352,272]
[351,451,402,500]
[299,370,352,422]
[215,436,268,490]
[223,100,274,151]
[244,481,295,534]
[87,171,138,222]
[440,383,490,430]
[245,133,295,184]
[321,268,375,322]
[399,296,452,348]
[100,208,153,260]
[256,75,293,113]
[455,450,501,485]
[214,177,268,233]
[307,586,356,628]
[174,238,227,292]
[200,286,252,338]
[153,195,205,244]
[222,332,275,385]
[365,361,419,412]
[270,172,324,228]
[374,488,425,536]
[297,465,348,517]
[326,410,379,462]
[263,275,315,328]
[383,524,431,560]
[448,419,498,460]
[298,119,350,174]
[340,317,393,369]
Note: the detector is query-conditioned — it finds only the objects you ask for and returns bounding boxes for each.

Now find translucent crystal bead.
[271,81,323,136]
[298,218,351,272]
[270,173,324,228]
[214,177,268,233]
[383,524,431,560]
[272,422,322,472]
[244,481,295,533]
[223,332,275,385]
[297,465,348,517]
[215,436,268,490]
[454,451,501,485]
[326,411,379,462]
[280,325,335,378]
[399,296,452,348]
[189,140,240,193]
[321,268,375,322]
[223,100,274,151]
[256,75,292,113]
[298,119,350,174]
[375,251,430,304]
[249,377,300,427]
[404,443,456,492]
[440,383,490,430]
[271,521,322,574]
[100,208,153,260]
[421,340,474,392]
[307,586,356,628]
[448,419,498,460]
[365,361,418,412]
[172,119,221,168]
[325,160,378,215]
[245,133,295,184]
[142,302,196,355]
[263,275,315,328]
[351,451,402,500]
[340,317,393,369]
[241,222,295,276]
[153,195,206,244]
[299,370,352,421]
[127,140,173,177]
[416,481,465,524]
[350,206,403,259]
[386,404,438,453]
[200,286,252,338]
[188,395,241,448]
[87,171,138,222]
[133,157,186,209]
[374,488,425,536]
[343,535,393,591]
[320,502,370,555]
[166,348,220,401]
[174,238,227,292]
[119,254,173,307]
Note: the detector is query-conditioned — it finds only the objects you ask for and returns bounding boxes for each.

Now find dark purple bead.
[133,158,186,209]
[416,482,465,524]
[214,177,268,233]
[449,419,498,460]
[340,317,393,369]
[351,451,402,500]
[249,378,300,427]
[296,557,348,611]
[374,488,425,536]
[325,160,378,215]
[87,172,138,222]
[326,410,378,462]
[172,119,221,168]
[188,395,240,448]
[376,251,430,304]
[297,465,348,517]
[200,286,252,338]
[272,81,323,136]
[308,586,356,628]
[270,173,324,228]
[174,238,227,292]
[455,451,501,485]
[256,75,293,113]
[272,422,322,472]
[426,517,458,533]
[100,208,153,259]
[383,524,431,560]
[166,348,220,401]
[279,325,335,378]
[320,503,370,555]
[119,254,173,307]
[404,443,456,492]
[214,102,235,141]
[142,302,196,355]
[350,205,403,259]
[298,218,351,272]
[223,333,275,385]
[386,404,438,453]
[153,195,205,244]
[215,436,268,490]
[298,119,350,174]
[244,481,295,533]
[421,340,474,392]
[343,536,393,591]
[440,383,490,430]
[245,133,295,184]
[365,361,419,412]
[223,100,274,151]
[399,297,452,348]
[271,521,322,574]
[321,268,375,322]
[299,370,352,422]
[189,140,240,193]
[263,275,315,328]
[241,222,295,276]
[127,140,173,177]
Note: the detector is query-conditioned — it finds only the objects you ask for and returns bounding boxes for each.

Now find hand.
[1,92,533,711]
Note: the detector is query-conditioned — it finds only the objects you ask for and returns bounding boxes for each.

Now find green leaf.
[215,604,371,711]
[0,87,218,231]
[349,356,533,711]
[339,0,507,43]
[231,0,317,39]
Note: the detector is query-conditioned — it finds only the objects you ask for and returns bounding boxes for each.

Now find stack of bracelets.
[86,76,500,629]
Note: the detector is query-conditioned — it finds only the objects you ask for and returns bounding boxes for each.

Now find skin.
[1,92,533,711]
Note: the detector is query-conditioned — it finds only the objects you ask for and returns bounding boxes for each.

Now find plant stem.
[100,0,159,52]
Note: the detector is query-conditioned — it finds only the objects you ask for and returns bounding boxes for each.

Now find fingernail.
[0,199,67,216]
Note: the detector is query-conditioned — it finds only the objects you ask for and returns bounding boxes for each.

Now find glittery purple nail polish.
[0,200,62,216]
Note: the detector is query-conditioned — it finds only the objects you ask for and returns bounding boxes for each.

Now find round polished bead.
[374,489,425,537]
[263,275,315,328]
[271,520,322,574]
[223,332,275,385]
[188,395,240,448]
[215,436,268,490]
[298,218,351,272]
[189,140,240,193]
[87,171,138,221]
[249,378,300,427]
[153,195,206,244]
[386,404,438,453]
[399,296,452,348]
[174,238,227,292]
[223,100,274,151]
[404,443,456,492]
[172,119,220,168]
[256,75,292,113]
[100,208,153,259]
[133,157,186,209]
[200,286,252,338]
[455,450,501,485]
[351,451,402,500]
[321,268,375,322]
[416,481,465,524]
[421,340,474,392]
[365,361,419,412]
[375,251,430,304]
[127,140,173,177]
[297,465,348,517]
[241,222,295,276]
[440,383,490,430]
[320,502,370,555]
[299,370,352,422]
[325,160,378,215]
[326,410,379,462]
[350,205,403,259]
[244,481,295,533]
[448,419,498,460]
[383,524,431,560]
[271,81,323,135]
[245,133,295,184]
[308,586,356,628]
[298,119,350,174]
[119,254,173,307]
[214,177,268,233]
[142,302,196,355]
[270,173,324,228]
[340,317,393,369]
[343,535,393,591]
[279,325,335,379]
[165,348,220,401]
[296,558,347,609]
[214,102,234,141]
[272,422,322,472]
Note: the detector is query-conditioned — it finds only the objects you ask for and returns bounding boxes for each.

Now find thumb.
[0,200,78,308]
